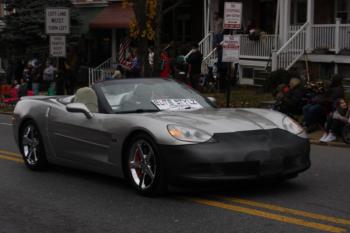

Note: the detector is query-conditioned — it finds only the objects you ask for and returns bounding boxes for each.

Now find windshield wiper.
[117,109,161,114]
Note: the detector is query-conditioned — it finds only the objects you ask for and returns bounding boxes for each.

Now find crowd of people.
[107,44,204,91]
[274,74,350,143]
[1,58,77,101]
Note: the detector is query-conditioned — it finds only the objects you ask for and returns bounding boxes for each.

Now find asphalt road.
[0,114,349,233]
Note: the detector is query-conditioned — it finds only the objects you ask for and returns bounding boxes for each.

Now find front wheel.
[125,133,167,196]
[19,121,48,170]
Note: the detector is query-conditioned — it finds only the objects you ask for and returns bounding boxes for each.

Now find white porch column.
[279,0,291,45]
[111,28,117,63]
[335,18,341,54]
[306,0,314,53]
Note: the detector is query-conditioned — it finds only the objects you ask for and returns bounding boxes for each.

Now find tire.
[342,125,350,144]
[19,120,48,170]
[125,133,167,196]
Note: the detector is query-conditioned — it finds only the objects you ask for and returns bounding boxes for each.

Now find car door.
[48,106,112,167]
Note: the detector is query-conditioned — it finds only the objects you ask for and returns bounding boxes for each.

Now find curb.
[309,139,350,148]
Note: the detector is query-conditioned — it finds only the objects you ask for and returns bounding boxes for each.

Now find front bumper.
[159,129,310,184]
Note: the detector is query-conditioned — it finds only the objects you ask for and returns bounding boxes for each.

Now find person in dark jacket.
[320,98,350,142]
[187,43,203,91]
[63,61,75,95]
[303,74,345,132]
[275,78,305,116]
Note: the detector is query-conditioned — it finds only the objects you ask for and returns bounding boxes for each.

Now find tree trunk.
[153,0,164,76]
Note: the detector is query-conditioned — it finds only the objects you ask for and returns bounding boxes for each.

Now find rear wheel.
[125,133,167,196]
[19,121,48,170]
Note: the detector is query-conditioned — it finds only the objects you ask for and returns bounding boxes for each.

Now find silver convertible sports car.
[13,78,310,195]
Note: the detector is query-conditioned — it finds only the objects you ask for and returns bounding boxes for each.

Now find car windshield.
[98,79,214,113]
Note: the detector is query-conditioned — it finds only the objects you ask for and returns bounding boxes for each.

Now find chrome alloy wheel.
[128,140,157,190]
[22,125,41,165]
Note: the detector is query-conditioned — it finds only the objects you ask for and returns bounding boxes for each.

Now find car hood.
[149,108,281,134]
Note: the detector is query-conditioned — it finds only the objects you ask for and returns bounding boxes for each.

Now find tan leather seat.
[74,87,98,113]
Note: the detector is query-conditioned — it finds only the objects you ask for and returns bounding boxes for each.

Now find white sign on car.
[152,99,203,111]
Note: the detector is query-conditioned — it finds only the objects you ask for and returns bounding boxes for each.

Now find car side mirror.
[207,97,217,105]
[66,103,93,119]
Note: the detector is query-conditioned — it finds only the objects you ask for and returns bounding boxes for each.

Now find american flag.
[119,38,130,65]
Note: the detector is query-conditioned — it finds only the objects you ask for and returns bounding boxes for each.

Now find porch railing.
[312,24,336,51]
[240,34,277,59]
[185,32,213,60]
[272,22,309,71]
[339,24,350,51]
[88,57,114,86]
[307,19,350,53]
[289,25,302,38]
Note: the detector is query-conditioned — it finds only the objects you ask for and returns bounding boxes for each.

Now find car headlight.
[282,117,307,138]
[167,125,213,143]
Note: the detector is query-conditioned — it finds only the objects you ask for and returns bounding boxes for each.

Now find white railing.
[240,34,277,59]
[338,24,350,51]
[312,24,335,51]
[272,22,309,71]
[199,32,213,59]
[95,57,114,71]
[201,46,218,74]
[88,57,114,86]
[289,25,302,38]
[185,32,213,60]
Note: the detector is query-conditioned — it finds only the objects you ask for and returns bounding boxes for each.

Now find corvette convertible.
[13,78,310,195]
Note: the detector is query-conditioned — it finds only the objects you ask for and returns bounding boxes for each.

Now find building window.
[335,0,350,23]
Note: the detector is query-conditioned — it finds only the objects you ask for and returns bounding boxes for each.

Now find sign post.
[223,2,242,107]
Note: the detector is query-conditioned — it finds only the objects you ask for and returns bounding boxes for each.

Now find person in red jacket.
[160,50,171,78]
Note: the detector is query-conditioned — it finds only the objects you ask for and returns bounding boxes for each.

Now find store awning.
[90,3,134,29]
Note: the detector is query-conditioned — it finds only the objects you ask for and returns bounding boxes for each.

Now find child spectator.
[320,98,350,142]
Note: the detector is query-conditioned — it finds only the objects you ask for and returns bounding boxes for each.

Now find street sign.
[45,8,70,34]
[50,36,66,58]
[222,35,240,63]
[223,2,242,30]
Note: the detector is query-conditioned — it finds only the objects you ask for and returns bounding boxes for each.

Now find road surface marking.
[0,123,12,126]
[189,198,347,233]
[0,150,21,158]
[220,196,350,226]
[0,154,23,164]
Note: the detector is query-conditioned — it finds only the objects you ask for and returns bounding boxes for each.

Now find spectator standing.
[121,49,141,78]
[213,12,224,47]
[31,61,42,95]
[303,74,345,132]
[43,61,57,96]
[148,47,154,74]
[160,50,171,78]
[320,98,350,142]
[56,61,65,95]
[63,61,75,95]
[187,44,203,91]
